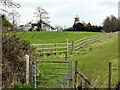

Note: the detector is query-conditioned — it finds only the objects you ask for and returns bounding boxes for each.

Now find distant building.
[20,20,55,31]
[74,15,80,25]
[73,15,84,31]
[118,1,120,19]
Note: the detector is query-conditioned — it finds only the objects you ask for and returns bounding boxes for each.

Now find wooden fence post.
[65,39,68,60]
[55,43,57,55]
[43,44,45,56]
[74,61,78,89]
[24,54,29,84]
[108,61,112,89]
[72,41,75,54]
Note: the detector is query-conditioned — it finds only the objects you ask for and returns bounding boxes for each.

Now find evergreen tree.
[73,23,84,31]
[85,22,92,31]
[103,15,120,32]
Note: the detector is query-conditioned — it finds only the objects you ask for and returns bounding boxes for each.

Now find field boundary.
[32,40,69,55]
[32,32,117,55]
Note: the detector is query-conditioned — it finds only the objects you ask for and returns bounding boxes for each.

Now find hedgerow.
[2,34,36,88]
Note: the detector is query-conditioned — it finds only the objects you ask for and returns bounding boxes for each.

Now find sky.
[9,0,119,27]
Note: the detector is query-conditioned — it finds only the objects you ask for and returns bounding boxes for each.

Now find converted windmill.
[73,15,84,31]
[74,15,80,25]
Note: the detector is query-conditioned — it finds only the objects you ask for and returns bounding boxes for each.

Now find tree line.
[65,22,102,32]
[65,15,120,32]
[1,0,120,33]
[103,15,120,32]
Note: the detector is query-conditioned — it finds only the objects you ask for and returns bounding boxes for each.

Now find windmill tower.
[118,1,120,19]
[74,15,80,25]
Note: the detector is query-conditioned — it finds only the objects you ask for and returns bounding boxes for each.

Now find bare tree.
[8,9,20,26]
[34,7,49,31]
[0,0,20,8]
[34,7,49,22]
[0,0,21,31]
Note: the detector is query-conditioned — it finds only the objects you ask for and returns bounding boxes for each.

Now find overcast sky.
[13,0,118,27]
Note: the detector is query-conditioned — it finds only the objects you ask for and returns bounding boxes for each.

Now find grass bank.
[14,31,104,44]
[38,34,118,88]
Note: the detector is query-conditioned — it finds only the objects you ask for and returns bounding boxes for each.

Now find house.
[20,20,55,31]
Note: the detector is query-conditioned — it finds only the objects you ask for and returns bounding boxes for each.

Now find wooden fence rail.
[70,33,116,53]
[74,61,113,88]
[32,39,69,55]
[32,33,116,55]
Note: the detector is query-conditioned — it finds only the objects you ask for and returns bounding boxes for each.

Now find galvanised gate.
[29,60,74,88]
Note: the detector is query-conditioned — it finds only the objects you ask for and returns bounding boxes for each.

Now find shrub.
[2,34,36,88]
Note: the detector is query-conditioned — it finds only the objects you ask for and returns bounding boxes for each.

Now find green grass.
[37,35,118,88]
[36,62,71,88]
[13,31,104,54]
[13,31,118,88]
[14,31,104,44]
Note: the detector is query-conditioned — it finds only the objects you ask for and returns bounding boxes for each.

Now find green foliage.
[2,34,36,88]
[73,23,85,31]
[14,83,33,88]
[64,27,73,31]
[103,15,120,32]
[2,35,36,60]
[66,22,102,32]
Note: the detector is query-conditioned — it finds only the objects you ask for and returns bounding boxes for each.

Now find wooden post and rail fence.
[32,33,116,57]
[24,32,116,88]
[32,41,69,54]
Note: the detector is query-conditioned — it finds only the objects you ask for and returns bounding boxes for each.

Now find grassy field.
[37,34,118,88]
[14,31,104,44]
[13,31,118,88]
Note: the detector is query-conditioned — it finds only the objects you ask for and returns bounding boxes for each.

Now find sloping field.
[14,31,118,88]
[14,31,104,44]
[39,34,118,88]
[73,34,118,87]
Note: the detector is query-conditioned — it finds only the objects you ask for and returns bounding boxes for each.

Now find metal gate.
[29,60,74,88]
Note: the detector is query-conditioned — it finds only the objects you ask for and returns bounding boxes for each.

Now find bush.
[2,34,36,88]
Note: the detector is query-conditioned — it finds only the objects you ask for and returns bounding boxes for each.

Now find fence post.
[29,60,33,85]
[72,41,75,54]
[55,43,57,55]
[65,39,68,60]
[108,61,112,89]
[24,54,29,84]
[74,61,78,89]
[43,44,45,56]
